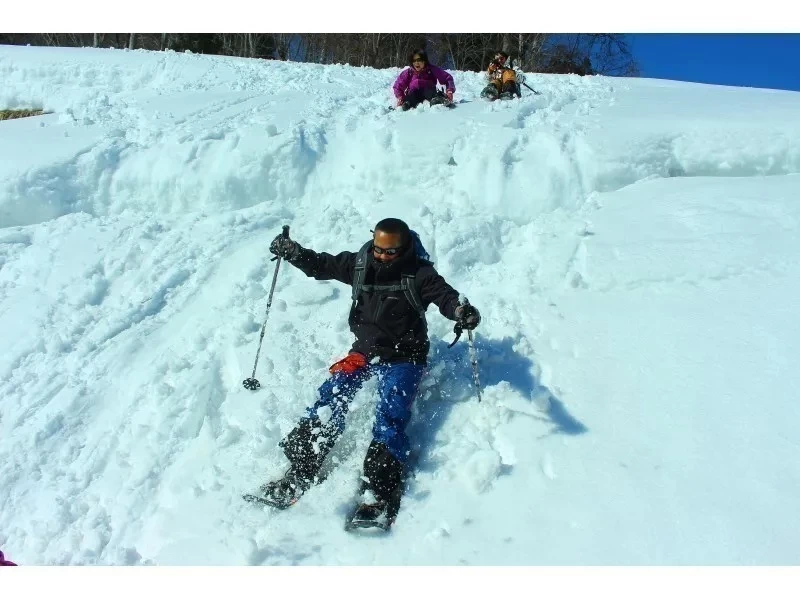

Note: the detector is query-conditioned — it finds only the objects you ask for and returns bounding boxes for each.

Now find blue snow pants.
[302,361,425,463]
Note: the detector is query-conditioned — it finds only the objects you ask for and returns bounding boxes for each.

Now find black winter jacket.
[287,241,461,363]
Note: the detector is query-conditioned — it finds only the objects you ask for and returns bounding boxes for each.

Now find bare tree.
[273,34,291,60]
[502,33,512,54]
[0,33,638,76]
[318,34,328,63]
[535,34,637,76]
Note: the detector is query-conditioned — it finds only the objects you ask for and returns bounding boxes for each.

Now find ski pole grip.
[269,225,292,262]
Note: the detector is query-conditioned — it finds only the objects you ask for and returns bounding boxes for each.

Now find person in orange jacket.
[481,51,519,100]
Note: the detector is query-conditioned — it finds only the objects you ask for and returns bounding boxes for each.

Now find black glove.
[269,233,300,261]
[455,304,481,330]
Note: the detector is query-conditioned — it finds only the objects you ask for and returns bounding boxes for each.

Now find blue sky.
[628,34,800,92]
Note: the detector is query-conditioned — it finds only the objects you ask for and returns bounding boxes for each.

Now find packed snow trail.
[2,46,800,564]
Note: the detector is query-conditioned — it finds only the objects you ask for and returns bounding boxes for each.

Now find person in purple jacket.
[0,550,17,566]
[392,48,456,110]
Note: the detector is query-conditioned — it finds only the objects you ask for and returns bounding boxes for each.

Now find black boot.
[251,417,338,508]
[279,417,338,482]
[480,84,499,100]
[243,418,339,509]
[357,441,405,524]
[429,91,447,106]
[499,81,517,100]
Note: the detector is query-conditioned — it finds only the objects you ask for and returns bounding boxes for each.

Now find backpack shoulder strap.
[352,241,372,303]
[401,273,425,318]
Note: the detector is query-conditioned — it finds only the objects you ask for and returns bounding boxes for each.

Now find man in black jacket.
[259,218,481,526]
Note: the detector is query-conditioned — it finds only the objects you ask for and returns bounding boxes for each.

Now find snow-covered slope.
[1,45,799,565]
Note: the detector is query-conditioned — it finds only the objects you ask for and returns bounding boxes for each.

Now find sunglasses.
[373,245,402,256]
[412,57,424,63]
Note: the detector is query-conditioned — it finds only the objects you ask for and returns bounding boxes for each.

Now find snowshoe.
[344,499,394,532]
[499,91,516,101]
[480,86,499,101]
[429,93,456,109]
[344,442,404,533]
[243,468,310,509]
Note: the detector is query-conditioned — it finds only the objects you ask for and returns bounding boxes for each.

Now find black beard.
[372,243,412,278]
[374,258,401,275]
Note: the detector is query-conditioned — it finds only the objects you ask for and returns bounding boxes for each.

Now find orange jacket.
[487,62,510,80]
[487,62,516,84]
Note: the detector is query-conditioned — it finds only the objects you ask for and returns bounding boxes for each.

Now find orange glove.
[329,352,368,375]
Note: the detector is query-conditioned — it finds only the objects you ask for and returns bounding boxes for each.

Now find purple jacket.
[393,65,455,99]
[0,550,17,566]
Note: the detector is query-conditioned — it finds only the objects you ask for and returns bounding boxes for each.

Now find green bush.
[0,109,49,121]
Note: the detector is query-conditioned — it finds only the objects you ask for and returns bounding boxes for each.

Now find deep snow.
[1,45,799,565]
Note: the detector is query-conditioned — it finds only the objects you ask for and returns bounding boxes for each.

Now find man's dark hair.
[374,218,411,246]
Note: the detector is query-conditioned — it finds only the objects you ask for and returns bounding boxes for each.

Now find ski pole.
[448,298,483,402]
[243,224,290,391]
[462,298,483,402]
[466,328,483,403]
[522,81,541,95]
